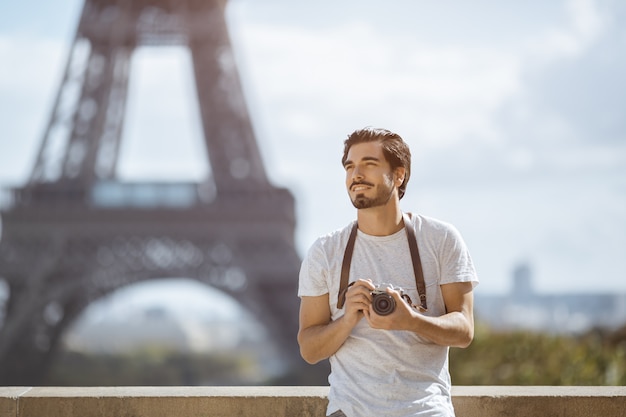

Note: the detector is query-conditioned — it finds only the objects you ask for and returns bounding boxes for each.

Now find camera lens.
[372,293,395,316]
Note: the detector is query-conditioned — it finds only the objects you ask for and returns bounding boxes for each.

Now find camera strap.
[337,212,428,311]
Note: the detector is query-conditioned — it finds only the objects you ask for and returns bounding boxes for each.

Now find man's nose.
[351,166,364,180]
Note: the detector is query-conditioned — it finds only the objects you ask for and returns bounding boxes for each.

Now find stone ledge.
[1,386,625,417]
[452,386,626,417]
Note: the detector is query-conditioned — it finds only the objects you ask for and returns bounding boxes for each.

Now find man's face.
[343,141,403,209]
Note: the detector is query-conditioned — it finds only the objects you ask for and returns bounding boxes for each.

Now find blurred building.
[475,263,626,333]
[61,300,286,383]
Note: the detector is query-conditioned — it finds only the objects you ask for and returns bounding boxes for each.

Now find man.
[297,127,478,417]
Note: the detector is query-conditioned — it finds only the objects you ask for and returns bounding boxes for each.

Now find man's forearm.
[405,310,474,348]
[297,315,357,364]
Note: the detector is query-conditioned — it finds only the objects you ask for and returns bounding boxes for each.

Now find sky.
[1,0,625,300]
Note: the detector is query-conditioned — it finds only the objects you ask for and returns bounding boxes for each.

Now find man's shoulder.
[408,212,471,259]
[408,212,457,233]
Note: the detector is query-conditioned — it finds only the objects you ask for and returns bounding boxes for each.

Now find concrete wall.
[1,386,625,417]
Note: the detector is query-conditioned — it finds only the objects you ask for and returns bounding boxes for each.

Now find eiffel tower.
[0,0,304,384]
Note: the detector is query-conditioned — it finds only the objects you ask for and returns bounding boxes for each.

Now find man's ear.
[394,167,406,187]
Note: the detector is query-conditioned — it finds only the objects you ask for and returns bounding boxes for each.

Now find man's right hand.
[343,279,376,325]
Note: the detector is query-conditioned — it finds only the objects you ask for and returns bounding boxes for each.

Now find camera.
[371,283,404,316]
[371,290,395,315]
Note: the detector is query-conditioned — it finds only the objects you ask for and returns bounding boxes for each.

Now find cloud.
[491,0,626,181]
[235,20,524,150]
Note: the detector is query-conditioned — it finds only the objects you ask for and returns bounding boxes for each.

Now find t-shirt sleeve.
[298,239,331,297]
[439,224,479,287]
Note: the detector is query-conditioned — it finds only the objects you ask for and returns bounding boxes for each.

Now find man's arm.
[365,281,475,348]
[297,279,375,364]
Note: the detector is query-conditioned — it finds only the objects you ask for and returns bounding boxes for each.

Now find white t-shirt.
[298,213,478,417]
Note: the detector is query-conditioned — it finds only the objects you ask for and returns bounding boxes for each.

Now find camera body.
[371,283,406,316]
[371,289,395,315]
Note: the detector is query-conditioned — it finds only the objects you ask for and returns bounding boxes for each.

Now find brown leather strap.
[336,213,427,311]
[337,221,358,309]
[403,212,427,311]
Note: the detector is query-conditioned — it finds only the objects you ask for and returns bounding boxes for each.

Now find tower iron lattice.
[0,0,305,384]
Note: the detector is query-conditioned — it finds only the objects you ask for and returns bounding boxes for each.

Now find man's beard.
[350,174,395,209]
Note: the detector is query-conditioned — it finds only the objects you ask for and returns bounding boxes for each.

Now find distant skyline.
[1,0,625,296]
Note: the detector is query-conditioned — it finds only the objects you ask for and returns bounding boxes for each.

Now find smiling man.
[297,127,479,417]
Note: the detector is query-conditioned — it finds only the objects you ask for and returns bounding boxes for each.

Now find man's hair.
[341,127,411,200]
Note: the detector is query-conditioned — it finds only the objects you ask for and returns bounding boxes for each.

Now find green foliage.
[450,323,626,385]
[45,348,263,386]
[45,323,626,386]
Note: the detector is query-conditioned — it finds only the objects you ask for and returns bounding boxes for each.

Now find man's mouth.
[351,182,373,191]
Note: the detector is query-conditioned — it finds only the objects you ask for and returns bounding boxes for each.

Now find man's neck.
[356,202,404,236]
